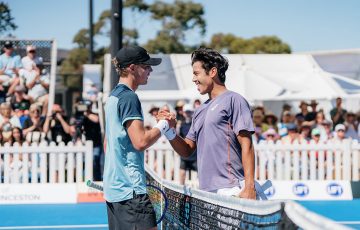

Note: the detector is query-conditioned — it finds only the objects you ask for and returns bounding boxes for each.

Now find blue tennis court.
[0,200,359,229]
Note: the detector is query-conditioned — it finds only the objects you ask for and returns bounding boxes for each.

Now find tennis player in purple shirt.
[160,47,257,199]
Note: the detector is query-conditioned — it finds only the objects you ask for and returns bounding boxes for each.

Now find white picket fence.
[1,139,359,185]
[146,139,360,185]
[0,141,93,184]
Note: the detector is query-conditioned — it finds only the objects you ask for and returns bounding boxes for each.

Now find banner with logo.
[263,181,352,200]
[0,184,77,204]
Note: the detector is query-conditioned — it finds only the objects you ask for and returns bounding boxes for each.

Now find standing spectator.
[330,97,347,129]
[43,104,71,144]
[295,101,313,125]
[0,41,22,96]
[178,104,197,185]
[307,100,319,122]
[174,100,185,122]
[0,102,21,128]
[344,112,359,141]
[24,58,49,117]
[75,99,103,181]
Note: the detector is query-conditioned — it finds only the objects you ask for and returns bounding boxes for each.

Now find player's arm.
[237,130,256,200]
[168,136,196,158]
[126,119,173,151]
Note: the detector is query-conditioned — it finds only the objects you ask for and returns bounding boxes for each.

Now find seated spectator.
[332,124,347,142]
[10,85,31,126]
[0,41,22,96]
[262,128,279,142]
[193,99,201,109]
[24,58,49,117]
[311,128,322,144]
[12,126,24,145]
[320,120,333,141]
[0,102,21,128]
[264,111,278,131]
[19,45,42,82]
[330,97,347,129]
[43,104,71,144]
[277,111,294,138]
[299,121,312,142]
[1,122,13,145]
[22,104,46,143]
[281,123,301,144]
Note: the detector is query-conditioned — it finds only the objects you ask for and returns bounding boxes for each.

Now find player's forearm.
[242,145,255,188]
[169,136,193,158]
[134,128,161,151]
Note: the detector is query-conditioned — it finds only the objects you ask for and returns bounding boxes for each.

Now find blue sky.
[4,0,360,52]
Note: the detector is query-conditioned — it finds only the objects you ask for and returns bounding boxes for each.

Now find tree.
[60,0,206,74]
[206,33,291,54]
[0,2,17,35]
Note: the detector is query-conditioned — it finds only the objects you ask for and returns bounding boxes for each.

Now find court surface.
[0,200,359,229]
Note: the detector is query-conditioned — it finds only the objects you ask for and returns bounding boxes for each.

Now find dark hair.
[191,47,229,83]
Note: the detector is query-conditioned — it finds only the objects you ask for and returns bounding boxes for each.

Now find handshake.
[154,109,177,140]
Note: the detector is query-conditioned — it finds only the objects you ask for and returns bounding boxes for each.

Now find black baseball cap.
[4,41,13,49]
[114,45,162,68]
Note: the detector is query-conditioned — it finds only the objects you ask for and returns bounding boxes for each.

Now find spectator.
[263,111,278,131]
[311,128,322,144]
[148,104,160,128]
[307,100,319,122]
[330,97,347,129]
[19,45,41,84]
[277,111,294,138]
[1,122,13,144]
[174,100,185,122]
[281,123,300,144]
[24,57,49,117]
[262,128,279,142]
[178,104,197,185]
[332,124,347,141]
[43,104,71,144]
[295,101,313,125]
[0,41,22,96]
[193,99,201,109]
[344,112,359,141]
[252,109,266,142]
[12,126,24,144]
[0,102,21,128]
[10,85,31,127]
[299,121,312,142]
[22,104,46,143]
[321,120,333,141]
[74,99,103,181]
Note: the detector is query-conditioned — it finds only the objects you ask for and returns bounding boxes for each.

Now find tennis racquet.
[86,180,168,224]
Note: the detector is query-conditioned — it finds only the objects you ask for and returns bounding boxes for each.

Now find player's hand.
[239,186,256,200]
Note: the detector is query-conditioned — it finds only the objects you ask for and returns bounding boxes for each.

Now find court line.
[336,221,360,224]
[0,224,108,229]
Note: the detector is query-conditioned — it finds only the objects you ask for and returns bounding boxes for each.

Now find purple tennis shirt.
[186,90,254,191]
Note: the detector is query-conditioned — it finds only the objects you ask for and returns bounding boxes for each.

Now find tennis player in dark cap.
[103,45,176,230]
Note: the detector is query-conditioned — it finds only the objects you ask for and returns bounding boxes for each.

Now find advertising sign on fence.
[264,180,353,200]
[0,184,77,204]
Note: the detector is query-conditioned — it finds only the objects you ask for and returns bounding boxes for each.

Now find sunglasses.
[29,50,36,53]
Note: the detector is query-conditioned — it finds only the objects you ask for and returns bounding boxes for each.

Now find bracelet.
[164,128,176,140]
[154,120,169,136]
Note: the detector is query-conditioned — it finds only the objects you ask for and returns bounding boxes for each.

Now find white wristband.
[154,120,169,136]
[164,128,176,140]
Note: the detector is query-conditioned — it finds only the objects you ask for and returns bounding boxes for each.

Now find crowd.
[252,98,360,144]
[0,41,103,181]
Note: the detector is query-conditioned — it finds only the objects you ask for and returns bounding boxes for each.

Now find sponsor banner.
[263,180,352,200]
[77,182,104,203]
[0,184,77,204]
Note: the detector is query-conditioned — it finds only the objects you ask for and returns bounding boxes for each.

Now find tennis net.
[145,165,350,230]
